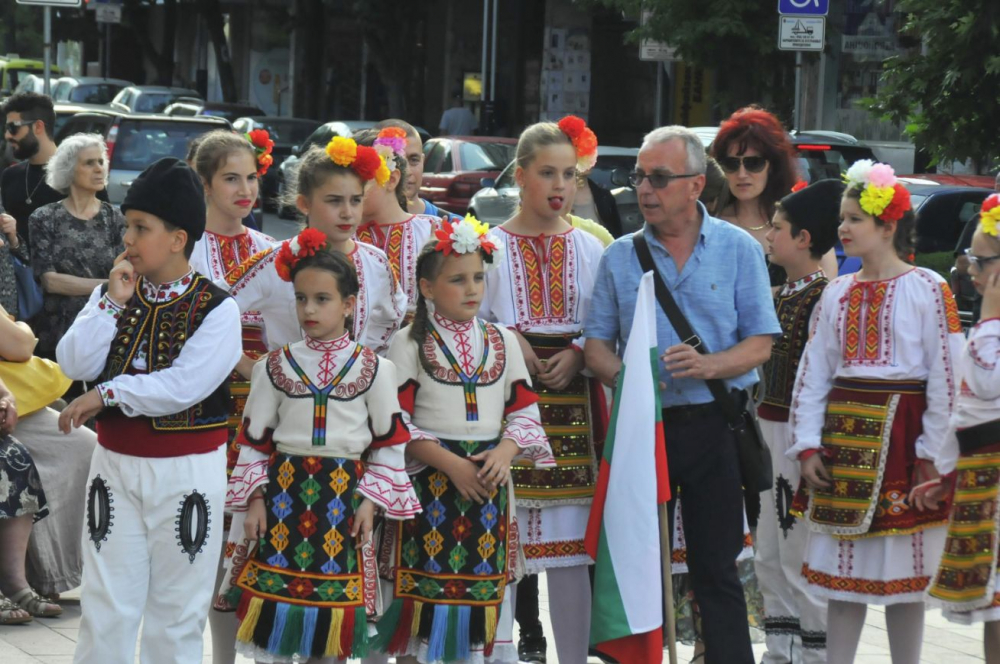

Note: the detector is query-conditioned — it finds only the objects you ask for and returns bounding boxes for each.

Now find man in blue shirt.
[585,126,779,664]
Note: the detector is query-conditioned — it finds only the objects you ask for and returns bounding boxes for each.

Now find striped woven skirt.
[230,453,377,662]
[929,420,1000,623]
[374,437,513,662]
[510,333,600,572]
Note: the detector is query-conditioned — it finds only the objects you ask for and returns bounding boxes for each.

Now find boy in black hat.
[56,157,242,664]
[754,178,844,664]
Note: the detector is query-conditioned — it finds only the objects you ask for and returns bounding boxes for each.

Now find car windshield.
[795,146,876,182]
[112,121,217,170]
[70,84,122,104]
[460,142,515,171]
[494,161,517,189]
[909,194,928,210]
[591,154,638,189]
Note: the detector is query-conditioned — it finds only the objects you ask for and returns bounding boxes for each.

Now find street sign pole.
[778,0,828,131]
[43,6,52,95]
[794,51,802,131]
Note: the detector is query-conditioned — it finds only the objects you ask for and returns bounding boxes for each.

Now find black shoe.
[518,634,547,663]
[589,646,619,663]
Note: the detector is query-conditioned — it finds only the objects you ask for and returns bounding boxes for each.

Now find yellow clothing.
[568,214,614,248]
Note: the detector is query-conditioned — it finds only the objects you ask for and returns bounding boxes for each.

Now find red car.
[420,136,517,214]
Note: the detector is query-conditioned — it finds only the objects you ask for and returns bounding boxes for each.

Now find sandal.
[0,594,32,625]
[9,587,62,617]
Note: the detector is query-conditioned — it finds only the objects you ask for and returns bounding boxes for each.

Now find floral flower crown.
[433,214,503,270]
[373,127,407,174]
[246,129,275,177]
[325,136,391,187]
[842,160,911,223]
[557,115,598,172]
[981,194,1000,237]
[275,228,328,282]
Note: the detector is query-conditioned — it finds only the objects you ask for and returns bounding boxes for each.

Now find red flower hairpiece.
[557,115,598,172]
[791,180,808,193]
[274,228,328,282]
[246,129,275,177]
[879,184,911,223]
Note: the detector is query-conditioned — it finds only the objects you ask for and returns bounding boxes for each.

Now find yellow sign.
[673,64,713,127]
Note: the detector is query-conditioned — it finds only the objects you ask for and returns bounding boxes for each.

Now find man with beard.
[1,92,60,251]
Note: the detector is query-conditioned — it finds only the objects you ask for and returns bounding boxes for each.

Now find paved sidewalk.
[0,584,987,663]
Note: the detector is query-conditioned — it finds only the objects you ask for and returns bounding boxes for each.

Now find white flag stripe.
[604,272,663,634]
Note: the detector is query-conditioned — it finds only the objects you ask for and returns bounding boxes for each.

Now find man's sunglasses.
[718,156,768,174]
[628,171,699,189]
[4,120,33,135]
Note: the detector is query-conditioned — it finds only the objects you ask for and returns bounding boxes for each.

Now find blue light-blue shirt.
[585,202,781,407]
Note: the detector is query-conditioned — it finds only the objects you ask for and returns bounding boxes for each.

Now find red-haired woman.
[711,106,837,286]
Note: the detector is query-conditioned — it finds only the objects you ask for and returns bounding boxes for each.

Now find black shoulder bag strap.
[632,233,744,426]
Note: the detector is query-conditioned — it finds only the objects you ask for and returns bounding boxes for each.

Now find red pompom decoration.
[879,183,911,223]
[351,145,382,181]
[275,242,294,282]
[558,115,586,139]
[983,193,1000,213]
[248,129,271,149]
[791,180,808,193]
[297,228,328,256]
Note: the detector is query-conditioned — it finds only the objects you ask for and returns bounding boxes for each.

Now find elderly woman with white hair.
[27,133,123,360]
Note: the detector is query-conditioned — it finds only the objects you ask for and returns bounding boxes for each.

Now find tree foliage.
[863,0,1000,172]
[586,0,789,115]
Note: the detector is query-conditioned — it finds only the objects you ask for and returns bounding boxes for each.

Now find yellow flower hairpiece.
[981,194,1000,237]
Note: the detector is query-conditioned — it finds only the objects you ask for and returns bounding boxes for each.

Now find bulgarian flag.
[585,271,672,664]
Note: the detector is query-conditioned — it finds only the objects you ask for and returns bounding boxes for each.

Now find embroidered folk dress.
[224,333,420,662]
[226,241,406,354]
[927,318,1000,624]
[377,314,555,664]
[190,227,275,474]
[788,268,965,605]
[479,226,605,573]
[356,214,438,314]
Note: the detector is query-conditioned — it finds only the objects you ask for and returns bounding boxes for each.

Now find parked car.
[52,76,131,105]
[54,103,127,140]
[0,57,60,97]
[470,146,640,229]
[164,100,266,124]
[897,172,996,190]
[110,86,202,114]
[232,116,322,211]
[56,110,229,203]
[420,136,517,214]
[13,73,46,95]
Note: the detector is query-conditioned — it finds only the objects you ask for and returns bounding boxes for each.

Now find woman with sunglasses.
[711,106,837,288]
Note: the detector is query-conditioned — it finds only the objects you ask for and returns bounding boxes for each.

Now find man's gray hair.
[46,133,109,194]
[641,126,707,175]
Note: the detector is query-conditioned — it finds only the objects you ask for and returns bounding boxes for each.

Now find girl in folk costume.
[789,161,965,664]
[478,116,604,664]
[374,218,555,663]
[354,127,440,317]
[224,236,420,662]
[225,139,406,353]
[914,195,1000,664]
[188,131,278,663]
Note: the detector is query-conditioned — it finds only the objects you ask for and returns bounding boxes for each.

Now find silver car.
[469,146,642,231]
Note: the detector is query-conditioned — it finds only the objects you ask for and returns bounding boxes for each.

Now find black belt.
[661,389,746,424]
[956,418,1000,455]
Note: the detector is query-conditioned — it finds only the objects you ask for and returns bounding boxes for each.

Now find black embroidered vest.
[761,276,828,418]
[97,273,232,432]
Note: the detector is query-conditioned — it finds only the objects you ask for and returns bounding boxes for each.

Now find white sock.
[826,599,866,664]
[885,602,924,664]
[546,565,592,664]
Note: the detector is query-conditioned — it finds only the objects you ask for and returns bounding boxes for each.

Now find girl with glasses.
[915,193,1000,664]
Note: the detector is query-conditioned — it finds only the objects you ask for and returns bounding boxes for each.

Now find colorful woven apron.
[232,454,376,660]
[806,377,950,537]
[511,332,598,506]
[929,421,1000,612]
[375,438,510,662]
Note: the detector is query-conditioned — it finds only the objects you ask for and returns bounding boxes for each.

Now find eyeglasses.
[718,155,768,174]
[4,120,33,135]
[628,170,699,189]
[964,248,1000,272]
